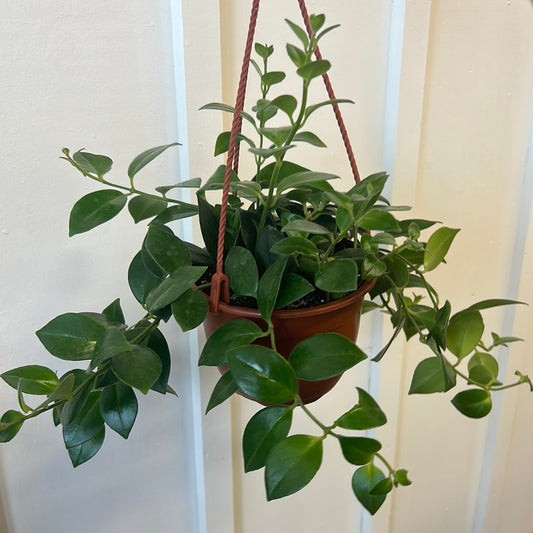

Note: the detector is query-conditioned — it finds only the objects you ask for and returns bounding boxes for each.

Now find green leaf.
[408,357,457,394]
[352,463,387,515]
[490,332,523,348]
[315,259,358,292]
[289,333,367,380]
[468,352,499,379]
[270,237,318,258]
[370,477,393,496]
[282,219,330,236]
[214,131,255,157]
[304,99,354,120]
[199,319,263,367]
[467,299,525,312]
[92,326,132,367]
[395,469,412,486]
[338,436,381,466]
[362,255,387,279]
[446,310,484,359]
[171,288,209,332]
[145,266,207,312]
[127,142,180,179]
[150,203,199,225]
[277,171,339,194]
[276,274,314,308]
[67,426,105,467]
[102,298,125,324]
[111,345,163,394]
[146,328,171,394]
[225,247,259,297]
[336,388,387,430]
[227,345,298,404]
[358,210,401,232]
[293,131,327,147]
[255,42,273,59]
[199,102,256,128]
[423,227,460,272]
[100,382,138,439]
[286,43,307,67]
[62,390,104,449]
[297,60,331,81]
[468,364,496,387]
[265,435,323,500]
[143,224,191,275]
[36,313,106,361]
[69,190,127,236]
[270,94,298,117]
[128,195,167,223]
[451,389,492,418]
[205,371,238,414]
[0,411,25,443]
[262,71,286,86]
[285,19,309,48]
[128,250,166,305]
[243,406,293,472]
[1,365,59,395]
[72,150,113,177]
[155,177,202,194]
[257,257,288,321]
[248,145,294,159]
[309,14,326,33]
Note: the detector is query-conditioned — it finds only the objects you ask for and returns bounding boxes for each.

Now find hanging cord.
[209,0,360,312]
[297,0,360,184]
[209,0,261,312]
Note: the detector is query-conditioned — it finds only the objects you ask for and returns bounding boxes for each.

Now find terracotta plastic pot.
[203,278,376,404]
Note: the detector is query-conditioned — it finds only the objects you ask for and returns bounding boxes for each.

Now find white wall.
[1,1,532,532]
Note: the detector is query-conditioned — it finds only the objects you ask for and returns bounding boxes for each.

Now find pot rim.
[212,278,376,319]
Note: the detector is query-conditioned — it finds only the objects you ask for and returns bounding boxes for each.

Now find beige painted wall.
[215,1,533,532]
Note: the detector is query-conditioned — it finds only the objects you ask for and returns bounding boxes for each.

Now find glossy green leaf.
[466,299,524,312]
[468,364,496,386]
[69,190,127,236]
[277,171,339,194]
[127,142,180,179]
[293,131,327,147]
[352,463,387,515]
[336,388,387,430]
[338,436,381,466]
[0,411,25,443]
[304,98,354,120]
[408,357,457,394]
[309,13,326,32]
[102,298,125,324]
[270,237,318,258]
[468,352,499,379]
[63,390,104,449]
[257,257,288,321]
[423,227,460,272]
[144,224,191,275]
[255,43,273,58]
[72,150,113,177]
[111,345,163,394]
[171,288,209,332]
[276,273,314,309]
[446,310,484,359]
[451,389,492,419]
[92,326,132,367]
[362,255,387,279]
[155,178,202,194]
[227,345,298,403]
[128,250,166,305]
[285,19,309,47]
[1,365,59,395]
[146,328,171,394]
[289,333,367,380]
[58,370,94,426]
[265,435,323,500]
[127,195,167,223]
[205,371,238,414]
[145,266,207,312]
[36,313,106,361]
[67,426,105,467]
[282,219,330,236]
[243,406,293,472]
[358,210,401,232]
[225,246,259,297]
[200,319,263,366]
[297,60,331,81]
[100,382,138,439]
[315,259,358,292]
[150,203,199,225]
[370,477,393,496]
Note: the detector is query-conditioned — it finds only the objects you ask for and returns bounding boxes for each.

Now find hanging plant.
[0,4,531,516]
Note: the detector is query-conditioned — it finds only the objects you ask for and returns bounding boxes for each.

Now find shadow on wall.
[0,458,12,532]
